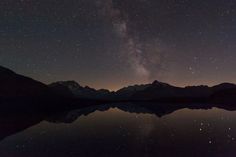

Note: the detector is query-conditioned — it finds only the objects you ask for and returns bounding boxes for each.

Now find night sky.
[0,0,236,90]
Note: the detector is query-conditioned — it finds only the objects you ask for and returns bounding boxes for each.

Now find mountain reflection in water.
[0,102,236,157]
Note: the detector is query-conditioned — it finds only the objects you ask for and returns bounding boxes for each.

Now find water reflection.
[0,102,236,157]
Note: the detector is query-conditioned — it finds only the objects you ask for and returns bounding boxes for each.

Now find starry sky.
[0,0,236,90]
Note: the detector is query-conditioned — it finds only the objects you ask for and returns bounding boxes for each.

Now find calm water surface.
[0,104,236,157]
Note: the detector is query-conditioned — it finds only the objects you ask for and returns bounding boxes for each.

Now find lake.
[0,103,235,157]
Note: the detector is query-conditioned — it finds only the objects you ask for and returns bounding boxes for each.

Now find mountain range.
[0,66,52,100]
[0,65,236,104]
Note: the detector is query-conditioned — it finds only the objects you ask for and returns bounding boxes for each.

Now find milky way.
[97,0,164,81]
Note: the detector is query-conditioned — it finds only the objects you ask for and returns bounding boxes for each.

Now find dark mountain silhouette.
[211,87,236,103]
[126,81,183,100]
[0,66,51,100]
[0,65,236,104]
[51,80,236,102]
[49,81,111,100]
[212,83,236,91]
[115,83,151,99]
[49,81,75,98]
[115,80,236,102]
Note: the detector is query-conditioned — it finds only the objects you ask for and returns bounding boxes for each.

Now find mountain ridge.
[49,79,236,103]
[0,66,52,100]
[0,65,236,103]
